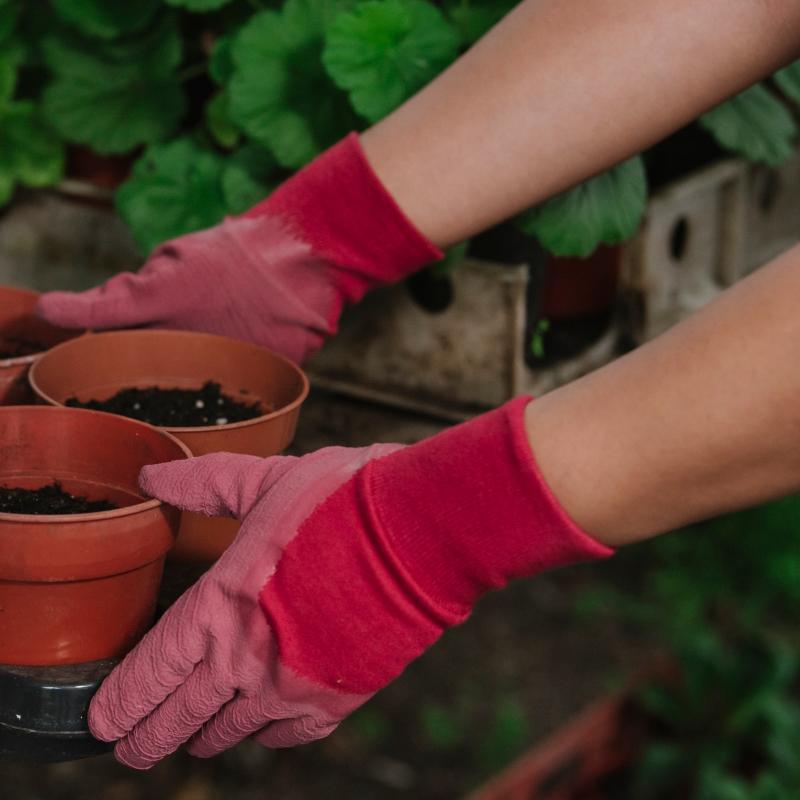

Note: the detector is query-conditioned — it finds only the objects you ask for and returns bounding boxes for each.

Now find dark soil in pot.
[0,337,46,360]
[0,483,118,515]
[65,381,266,428]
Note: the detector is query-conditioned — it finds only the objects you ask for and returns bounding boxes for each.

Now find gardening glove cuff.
[244,132,443,304]
[261,396,613,695]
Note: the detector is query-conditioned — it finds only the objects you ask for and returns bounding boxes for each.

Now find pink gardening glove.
[36,134,441,364]
[89,397,612,769]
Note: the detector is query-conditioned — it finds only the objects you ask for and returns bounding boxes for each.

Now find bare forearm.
[363,0,800,247]
[526,244,800,547]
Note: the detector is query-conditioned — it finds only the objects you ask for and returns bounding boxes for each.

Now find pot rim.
[0,286,86,367]
[0,405,192,524]
[28,328,311,434]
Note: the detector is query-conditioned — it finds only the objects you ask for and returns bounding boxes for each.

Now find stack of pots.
[0,286,309,724]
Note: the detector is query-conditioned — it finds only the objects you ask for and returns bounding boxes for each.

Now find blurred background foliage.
[3,0,800,257]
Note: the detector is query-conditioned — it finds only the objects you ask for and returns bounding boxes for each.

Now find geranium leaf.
[1,102,65,187]
[50,0,161,40]
[0,0,22,44]
[774,61,800,105]
[323,0,459,122]
[0,52,16,104]
[0,100,64,207]
[206,90,241,149]
[700,84,797,166]
[41,18,185,154]
[222,143,277,214]
[209,32,235,84]
[116,138,228,254]
[517,156,647,258]
[229,1,357,168]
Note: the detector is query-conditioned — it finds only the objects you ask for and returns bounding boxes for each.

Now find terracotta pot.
[0,406,190,666]
[30,329,310,562]
[0,287,83,405]
[540,246,622,320]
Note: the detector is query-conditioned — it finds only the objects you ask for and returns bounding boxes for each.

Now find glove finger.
[35,270,165,331]
[139,453,297,519]
[184,693,272,759]
[113,661,234,770]
[88,588,207,742]
[252,715,339,749]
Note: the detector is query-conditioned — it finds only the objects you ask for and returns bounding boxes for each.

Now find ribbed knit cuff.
[245,133,443,303]
[367,396,614,614]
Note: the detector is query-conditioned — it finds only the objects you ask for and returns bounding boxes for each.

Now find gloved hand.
[36,134,441,364]
[88,397,612,769]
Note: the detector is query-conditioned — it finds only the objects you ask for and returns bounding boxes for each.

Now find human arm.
[528,242,800,546]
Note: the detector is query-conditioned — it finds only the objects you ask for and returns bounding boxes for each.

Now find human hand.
[37,134,441,364]
[88,398,611,769]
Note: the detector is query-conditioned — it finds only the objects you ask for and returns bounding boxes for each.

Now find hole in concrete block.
[756,169,781,214]
[669,217,690,262]
[406,269,454,313]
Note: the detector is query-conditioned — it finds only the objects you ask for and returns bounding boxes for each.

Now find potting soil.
[65,381,264,427]
[0,483,117,514]
[0,336,44,359]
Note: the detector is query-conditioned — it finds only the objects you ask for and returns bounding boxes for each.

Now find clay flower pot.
[30,329,309,562]
[0,286,83,405]
[0,406,190,666]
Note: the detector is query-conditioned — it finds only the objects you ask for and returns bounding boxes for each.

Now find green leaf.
[420,704,463,751]
[0,52,16,103]
[0,101,65,208]
[165,0,234,10]
[1,102,65,187]
[209,32,235,84]
[41,18,186,154]
[446,0,513,46]
[517,156,647,257]
[324,0,459,122]
[774,61,800,105]
[700,85,797,166]
[206,90,241,149]
[0,0,21,44]
[221,143,277,213]
[50,0,161,40]
[0,170,13,206]
[116,138,228,254]
[229,0,357,168]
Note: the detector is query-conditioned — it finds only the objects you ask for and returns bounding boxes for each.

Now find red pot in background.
[468,694,638,800]
[0,286,83,405]
[539,246,622,320]
[0,406,190,666]
[30,330,310,563]
[57,147,135,207]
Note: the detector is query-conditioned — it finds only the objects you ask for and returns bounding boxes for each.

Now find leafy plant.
[41,15,186,154]
[2,0,800,260]
[517,157,648,258]
[323,0,460,123]
[229,0,357,169]
[630,631,800,799]
[578,496,800,798]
